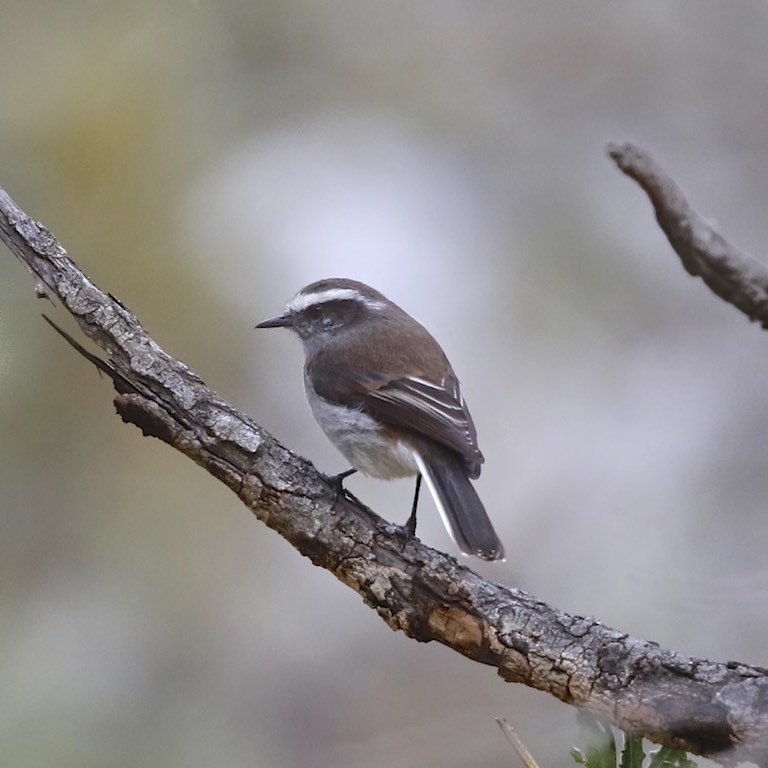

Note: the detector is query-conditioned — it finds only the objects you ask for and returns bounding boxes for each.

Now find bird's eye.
[305,305,323,320]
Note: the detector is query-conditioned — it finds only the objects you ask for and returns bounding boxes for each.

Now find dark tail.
[414,448,505,561]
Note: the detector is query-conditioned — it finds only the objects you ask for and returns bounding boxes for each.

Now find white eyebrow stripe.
[287,288,385,314]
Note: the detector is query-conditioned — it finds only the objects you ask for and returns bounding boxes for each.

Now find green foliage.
[571,714,696,768]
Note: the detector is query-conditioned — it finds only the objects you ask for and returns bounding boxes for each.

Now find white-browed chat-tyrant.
[256,278,504,561]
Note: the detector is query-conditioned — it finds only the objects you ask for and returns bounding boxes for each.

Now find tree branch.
[608,142,768,328]
[2,177,767,766]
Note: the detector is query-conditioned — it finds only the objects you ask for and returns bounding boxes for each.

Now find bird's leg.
[325,468,357,504]
[403,474,422,536]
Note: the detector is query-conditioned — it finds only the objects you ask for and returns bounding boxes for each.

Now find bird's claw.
[325,468,357,505]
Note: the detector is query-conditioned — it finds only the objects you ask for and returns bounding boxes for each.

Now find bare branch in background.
[608,141,768,327]
[2,166,768,766]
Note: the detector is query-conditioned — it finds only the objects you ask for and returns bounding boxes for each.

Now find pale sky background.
[2,3,768,767]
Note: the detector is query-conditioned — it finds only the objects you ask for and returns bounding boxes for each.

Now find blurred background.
[2,2,768,766]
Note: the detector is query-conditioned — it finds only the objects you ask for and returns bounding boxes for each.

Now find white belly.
[307,391,418,479]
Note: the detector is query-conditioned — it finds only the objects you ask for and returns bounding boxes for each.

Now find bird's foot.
[325,468,357,505]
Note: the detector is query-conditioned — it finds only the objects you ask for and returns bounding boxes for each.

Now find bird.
[256,278,504,561]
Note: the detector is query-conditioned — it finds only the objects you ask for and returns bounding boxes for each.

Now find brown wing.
[368,375,483,473]
[306,310,484,476]
[310,356,484,477]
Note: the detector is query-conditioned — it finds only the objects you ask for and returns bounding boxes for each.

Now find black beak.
[255,313,291,329]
